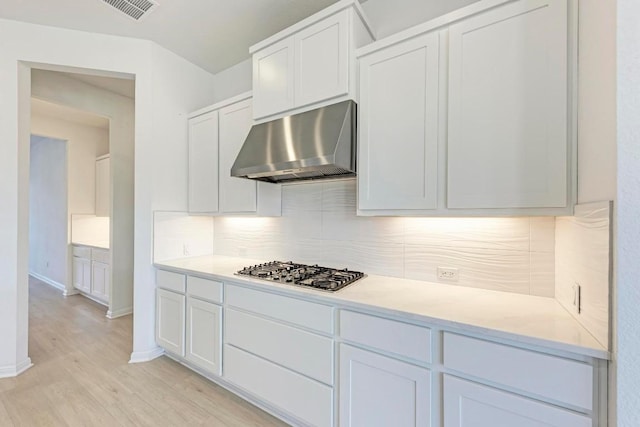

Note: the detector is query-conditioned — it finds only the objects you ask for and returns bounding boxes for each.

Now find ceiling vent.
[100,0,158,21]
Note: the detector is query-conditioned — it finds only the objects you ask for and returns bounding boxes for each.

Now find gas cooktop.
[236,261,365,292]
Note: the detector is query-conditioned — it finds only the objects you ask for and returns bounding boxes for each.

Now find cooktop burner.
[236,261,365,292]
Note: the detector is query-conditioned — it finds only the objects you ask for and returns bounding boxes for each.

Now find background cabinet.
[188,111,219,213]
[91,261,110,302]
[443,375,591,427]
[339,344,431,427]
[72,256,91,294]
[358,32,440,212]
[72,245,110,304]
[95,155,110,217]
[187,94,281,216]
[447,0,570,210]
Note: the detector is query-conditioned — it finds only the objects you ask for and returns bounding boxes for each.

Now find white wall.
[0,18,216,374]
[616,0,640,424]
[212,59,252,103]
[210,180,556,297]
[361,0,479,38]
[28,136,67,288]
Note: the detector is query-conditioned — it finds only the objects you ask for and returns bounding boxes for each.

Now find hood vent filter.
[101,0,158,21]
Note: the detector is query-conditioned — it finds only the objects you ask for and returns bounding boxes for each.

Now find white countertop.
[72,240,110,250]
[155,255,609,360]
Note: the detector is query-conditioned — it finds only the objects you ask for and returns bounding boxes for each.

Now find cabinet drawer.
[340,310,432,363]
[72,246,91,258]
[226,308,333,385]
[224,344,333,427]
[226,284,333,334]
[156,269,186,293]
[187,276,223,304]
[443,333,593,410]
[91,248,110,264]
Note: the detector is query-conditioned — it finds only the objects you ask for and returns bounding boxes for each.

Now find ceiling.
[0,0,339,74]
[32,98,110,130]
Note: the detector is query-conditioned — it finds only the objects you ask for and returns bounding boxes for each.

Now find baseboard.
[0,357,33,378]
[106,307,133,319]
[129,347,164,364]
[64,288,80,297]
[29,272,66,292]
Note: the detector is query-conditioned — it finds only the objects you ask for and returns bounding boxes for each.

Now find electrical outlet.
[183,244,190,256]
[572,282,581,314]
[437,267,459,282]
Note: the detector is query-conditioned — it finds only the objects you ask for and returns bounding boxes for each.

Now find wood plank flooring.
[0,276,288,426]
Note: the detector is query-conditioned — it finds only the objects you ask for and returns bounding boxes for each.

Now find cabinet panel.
[447,0,568,209]
[226,308,333,384]
[91,261,110,302]
[73,256,91,293]
[252,38,295,119]
[295,11,349,108]
[443,375,591,427]
[219,99,258,213]
[186,297,221,375]
[95,156,110,217]
[339,344,431,427]
[156,288,185,357]
[224,344,333,427]
[226,284,333,334]
[188,111,219,213]
[443,333,593,410]
[358,32,439,211]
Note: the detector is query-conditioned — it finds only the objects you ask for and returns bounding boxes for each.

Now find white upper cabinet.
[356,0,574,216]
[187,93,282,216]
[250,0,375,120]
[188,111,219,214]
[358,32,440,212]
[252,38,295,119]
[447,0,570,211]
[95,155,110,217]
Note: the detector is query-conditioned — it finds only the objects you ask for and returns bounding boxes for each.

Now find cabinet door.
[447,0,568,209]
[156,288,185,357]
[294,11,349,108]
[253,38,295,119]
[186,297,222,375]
[358,32,440,211]
[91,261,110,303]
[219,99,257,214]
[188,111,219,213]
[443,376,591,427]
[95,156,110,217]
[73,257,91,293]
[339,344,431,427]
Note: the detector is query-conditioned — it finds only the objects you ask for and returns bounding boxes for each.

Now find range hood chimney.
[231,100,357,183]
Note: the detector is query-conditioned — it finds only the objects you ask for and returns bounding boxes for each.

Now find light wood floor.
[0,276,288,426]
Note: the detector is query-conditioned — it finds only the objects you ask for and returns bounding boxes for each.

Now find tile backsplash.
[212,179,555,297]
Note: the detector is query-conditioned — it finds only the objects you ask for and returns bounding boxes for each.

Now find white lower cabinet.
[339,344,431,427]
[186,297,222,375]
[72,245,111,304]
[72,256,91,293]
[91,261,110,302]
[443,375,591,427]
[156,288,186,357]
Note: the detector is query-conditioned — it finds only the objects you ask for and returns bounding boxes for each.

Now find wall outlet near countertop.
[572,282,581,314]
[183,244,190,256]
[437,267,459,282]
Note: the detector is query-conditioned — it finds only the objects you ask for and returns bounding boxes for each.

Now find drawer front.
[226,308,333,385]
[340,310,432,363]
[226,284,333,334]
[187,276,223,303]
[156,269,186,293]
[443,333,593,410]
[224,344,333,427]
[72,245,91,258]
[91,248,110,264]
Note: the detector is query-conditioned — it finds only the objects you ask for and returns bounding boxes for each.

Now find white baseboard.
[64,288,80,296]
[0,357,33,378]
[129,347,164,364]
[29,272,66,292]
[107,307,133,319]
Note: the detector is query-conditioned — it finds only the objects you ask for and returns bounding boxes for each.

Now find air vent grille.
[101,0,158,21]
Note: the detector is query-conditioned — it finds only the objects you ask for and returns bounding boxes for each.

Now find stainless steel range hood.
[231,100,356,183]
